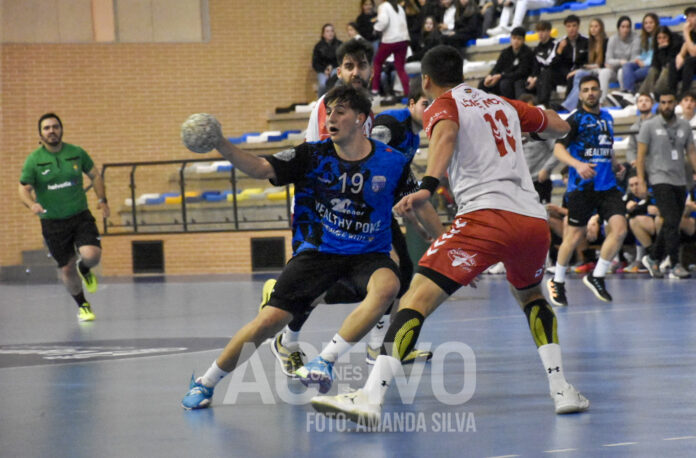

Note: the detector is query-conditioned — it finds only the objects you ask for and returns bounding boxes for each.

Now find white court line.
[603,442,638,447]
[544,449,578,453]
[486,455,519,458]
[663,436,696,441]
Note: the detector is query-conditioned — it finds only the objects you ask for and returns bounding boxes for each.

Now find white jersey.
[306,94,374,142]
[423,84,549,220]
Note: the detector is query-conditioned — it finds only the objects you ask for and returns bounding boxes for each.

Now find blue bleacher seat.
[145,195,165,205]
[202,191,225,202]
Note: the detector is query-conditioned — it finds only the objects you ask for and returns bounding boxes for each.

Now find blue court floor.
[1,272,695,458]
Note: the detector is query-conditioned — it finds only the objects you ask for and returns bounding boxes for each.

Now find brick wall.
[0,0,357,272]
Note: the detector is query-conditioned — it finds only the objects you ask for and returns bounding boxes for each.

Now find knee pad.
[523,299,558,347]
[381,308,424,361]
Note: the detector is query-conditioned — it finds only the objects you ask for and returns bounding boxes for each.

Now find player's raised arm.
[181,113,276,181]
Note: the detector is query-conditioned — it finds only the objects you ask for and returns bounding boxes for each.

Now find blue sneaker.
[295,356,334,394]
[181,374,214,410]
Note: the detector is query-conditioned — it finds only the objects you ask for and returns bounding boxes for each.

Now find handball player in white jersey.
[311,45,590,423]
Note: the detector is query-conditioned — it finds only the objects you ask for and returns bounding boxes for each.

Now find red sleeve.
[501,97,548,133]
[423,92,459,139]
[317,102,330,141]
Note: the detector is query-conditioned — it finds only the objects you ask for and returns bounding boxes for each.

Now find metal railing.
[101,158,292,235]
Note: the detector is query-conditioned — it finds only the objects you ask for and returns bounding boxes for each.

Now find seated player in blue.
[181,85,442,409]
[548,74,628,306]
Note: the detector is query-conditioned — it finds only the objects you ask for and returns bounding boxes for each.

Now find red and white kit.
[420,84,550,288]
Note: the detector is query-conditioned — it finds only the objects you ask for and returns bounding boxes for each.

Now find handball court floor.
[1,272,695,458]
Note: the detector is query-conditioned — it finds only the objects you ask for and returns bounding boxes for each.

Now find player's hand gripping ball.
[181,113,223,154]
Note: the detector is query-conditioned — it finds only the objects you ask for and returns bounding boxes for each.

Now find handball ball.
[181,113,223,154]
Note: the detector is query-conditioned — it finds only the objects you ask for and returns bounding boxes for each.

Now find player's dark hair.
[535,20,552,31]
[685,6,696,16]
[421,45,463,87]
[616,15,631,30]
[38,112,62,133]
[336,38,374,66]
[408,78,425,103]
[511,26,527,38]
[323,85,372,118]
[579,74,599,88]
[680,91,696,102]
[564,14,580,25]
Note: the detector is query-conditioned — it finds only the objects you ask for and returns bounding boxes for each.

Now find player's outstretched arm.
[539,109,570,139]
[215,139,276,181]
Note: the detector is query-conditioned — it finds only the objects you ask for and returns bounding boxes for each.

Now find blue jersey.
[266,139,417,255]
[557,108,616,192]
[370,108,420,164]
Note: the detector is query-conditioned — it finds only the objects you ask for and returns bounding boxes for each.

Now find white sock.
[538,343,566,393]
[363,355,401,404]
[200,360,229,388]
[593,257,611,277]
[319,334,352,363]
[554,263,567,283]
[368,316,388,348]
[280,327,300,349]
[636,245,646,261]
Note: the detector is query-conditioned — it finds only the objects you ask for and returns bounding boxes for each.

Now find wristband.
[419,176,440,195]
[98,198,108,204]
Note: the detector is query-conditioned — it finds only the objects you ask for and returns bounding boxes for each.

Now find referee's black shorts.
[40,210,101,267]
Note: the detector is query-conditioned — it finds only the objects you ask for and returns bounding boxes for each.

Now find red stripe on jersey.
[424,91,459,139]
[501,96,548,133]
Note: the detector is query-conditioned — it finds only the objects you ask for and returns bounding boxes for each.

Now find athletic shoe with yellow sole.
[77,303,95,322]
[258,278,276,312]
[270,333,305,377]
[76,259,98,294]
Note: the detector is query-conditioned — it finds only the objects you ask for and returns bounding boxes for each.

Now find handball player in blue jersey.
[181,85,442,409]
[548,75,628,307]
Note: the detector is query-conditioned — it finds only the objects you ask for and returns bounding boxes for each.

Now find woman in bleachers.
[408,15,443,62]
[312,24,342,98]
[622,13,659,94]
[356,0,379,49]
[441,0,482,51]
[639,26,683,98]
[371,0,412,97]
[560,18,608,111]
[604,16,640,95]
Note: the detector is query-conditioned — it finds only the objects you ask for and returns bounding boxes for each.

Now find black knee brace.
[523,299,558,348]
[380,308,425,361]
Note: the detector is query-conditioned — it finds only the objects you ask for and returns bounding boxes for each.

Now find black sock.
[77,260,90,276]
[72,291,87,307]
[380,308,424,361]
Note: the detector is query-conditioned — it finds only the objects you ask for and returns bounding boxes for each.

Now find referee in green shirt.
[18,113,110,322]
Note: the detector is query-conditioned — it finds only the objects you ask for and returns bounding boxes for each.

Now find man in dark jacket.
[479,27,533,99]
[526,20,557,106]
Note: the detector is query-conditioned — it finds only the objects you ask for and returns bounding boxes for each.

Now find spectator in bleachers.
[679,91,696,190]
[480,0,502,38]
[408,15,443,62]
[638,26,683,98]
[526,20,557,106]
[625,92,655,166]
[604,16,639,95]
[623,170,658,273]
[560,18,606,111]
[371,0,411,97]
[437,0,457,34]
[408,0,441,43]
[485,0,554,37]
[636,91,696,279]
[346,22,363,41]
[544,15,588,111]
[479,26,533,98]
[312,24,343,98]
[676,6,696,98]
[441,0,482,49]
[622,13,659,93]
[356,0,379,45]
[680,183,696,241]
[519,93,560,204]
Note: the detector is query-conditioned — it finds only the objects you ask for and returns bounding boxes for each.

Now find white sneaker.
[486,25,510,36]
[485,262,506,274]
[311,389,381,425]
[552,382,590,414]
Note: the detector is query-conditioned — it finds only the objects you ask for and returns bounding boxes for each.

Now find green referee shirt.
[20,142,95,220]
